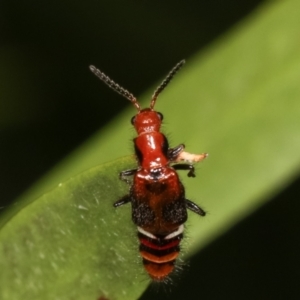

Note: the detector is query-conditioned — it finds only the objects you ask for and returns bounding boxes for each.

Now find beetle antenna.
[150,60,185,110]
[89,65,141,112]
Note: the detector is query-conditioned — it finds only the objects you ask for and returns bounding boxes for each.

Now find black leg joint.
[172,163,196,177]
[119,168,137,184]
[114,195,131,208]
[185,199,206,216]
[168,143,185,161]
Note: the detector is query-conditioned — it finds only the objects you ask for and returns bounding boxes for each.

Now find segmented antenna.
[89,65,141,112]
[150,60,185,110]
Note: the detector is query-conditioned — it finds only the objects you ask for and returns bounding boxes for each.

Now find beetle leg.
[185,199,206,216]
[172,163,196,177]
[114,195,131,207]
[119,168,137,184]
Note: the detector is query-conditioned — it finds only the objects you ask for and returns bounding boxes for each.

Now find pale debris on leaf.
[175,151,208,163]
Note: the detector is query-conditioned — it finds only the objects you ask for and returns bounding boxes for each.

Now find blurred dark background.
[1,1,299,299]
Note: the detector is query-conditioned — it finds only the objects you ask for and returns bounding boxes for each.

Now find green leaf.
[0,158,148,300]
[1,0,300,299]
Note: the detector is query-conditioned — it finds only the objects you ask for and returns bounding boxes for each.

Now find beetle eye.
[131,116,136,125]
[157,112,164,121]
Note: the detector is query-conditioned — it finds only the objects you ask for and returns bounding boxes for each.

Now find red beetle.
[90,60,207,281]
